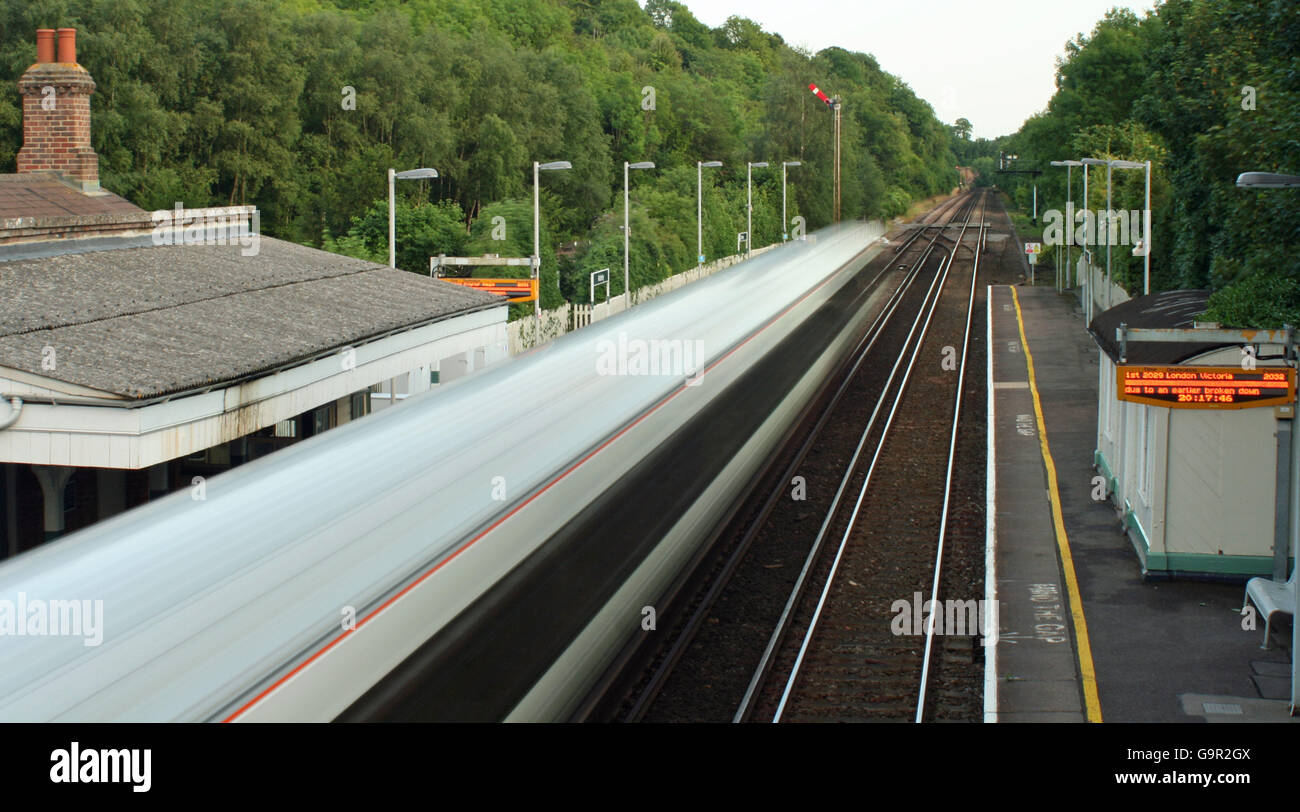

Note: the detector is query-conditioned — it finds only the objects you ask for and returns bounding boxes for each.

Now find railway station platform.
[987,284,1296,723]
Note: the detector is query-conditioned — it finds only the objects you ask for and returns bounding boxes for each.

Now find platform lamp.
[747,161,768,257]
[1237,170,1300,714]
[388,167,438,269]
[697,160,722,265]
[1238,172,1300,189]
[782,161,801,241]
[1108,159,1151,296]
[1050,160,1083,291]
[624,161,655,300]
[534,160,572,315]
[1079,157,1150,310]
[1080,158,1110,321]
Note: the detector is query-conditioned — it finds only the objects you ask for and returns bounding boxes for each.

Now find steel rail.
[914,192,985,722]
[617,236,920,720]
[767,193,979,722]
[733,191,981,722]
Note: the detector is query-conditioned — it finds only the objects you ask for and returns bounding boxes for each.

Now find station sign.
[1116,365,1296,409]
[438,277,538,303]
[589,267,611,303]
[1025,242,1041,265]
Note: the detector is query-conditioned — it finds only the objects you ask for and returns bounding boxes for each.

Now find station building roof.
[0,27,502,405]
[1087,290,1236,365]
[0,233,503,400]
[0,173,141,222]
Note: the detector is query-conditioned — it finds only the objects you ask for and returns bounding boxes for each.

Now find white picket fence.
[508,244,778,354]
[1074,253,1132,318]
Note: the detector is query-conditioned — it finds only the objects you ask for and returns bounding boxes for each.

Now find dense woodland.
[0,0,959,311]
[983,0,1299,327]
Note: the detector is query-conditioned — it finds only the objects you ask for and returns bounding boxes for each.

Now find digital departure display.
[1117,365,1297,409]
[438,277,538,303]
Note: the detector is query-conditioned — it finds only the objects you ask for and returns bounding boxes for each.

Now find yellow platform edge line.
[1009,286,1103,723]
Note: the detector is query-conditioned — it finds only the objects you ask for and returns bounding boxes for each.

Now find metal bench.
[1244,569,1297,650]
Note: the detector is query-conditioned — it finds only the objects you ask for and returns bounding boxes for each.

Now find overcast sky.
[668,0,1158,139]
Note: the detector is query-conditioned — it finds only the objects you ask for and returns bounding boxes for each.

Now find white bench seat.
[1244,573,1297,650]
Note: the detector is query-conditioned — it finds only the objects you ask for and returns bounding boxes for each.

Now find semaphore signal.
[808,82,842,222]
[808,82,833,108]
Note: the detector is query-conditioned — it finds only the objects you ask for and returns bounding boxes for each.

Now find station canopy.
[1087,290,1240,365]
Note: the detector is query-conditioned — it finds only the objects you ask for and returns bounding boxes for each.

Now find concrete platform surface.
[988,284,1291,722]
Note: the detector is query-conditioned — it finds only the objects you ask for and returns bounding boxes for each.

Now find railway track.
[754,189,982,722]
[744,190,986,723]
[598,189,991,723]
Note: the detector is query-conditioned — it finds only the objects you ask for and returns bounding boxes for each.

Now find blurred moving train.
[0,221,887,721]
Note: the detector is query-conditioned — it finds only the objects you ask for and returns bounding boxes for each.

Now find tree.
[990,0,1300,325]
[329,198,467,274]
[0,0,965,320]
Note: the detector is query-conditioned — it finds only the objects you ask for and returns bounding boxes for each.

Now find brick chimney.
[16,28,99,192]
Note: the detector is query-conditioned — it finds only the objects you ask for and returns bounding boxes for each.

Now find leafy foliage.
[0,0,960,315]
[986,1,1300,326]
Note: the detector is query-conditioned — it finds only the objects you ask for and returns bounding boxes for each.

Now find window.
[1100,363,1112,440]
[1136,406,1150,504]
[350,391,369,420]
[63,474,77,515]
[1109,373,1121,441]
[310,402,336,435]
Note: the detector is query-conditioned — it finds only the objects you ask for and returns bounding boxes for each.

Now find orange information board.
[1117,365,1296,409]
[438,277,538,303]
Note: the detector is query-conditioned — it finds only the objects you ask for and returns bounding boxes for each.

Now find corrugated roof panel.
[0,236,504,398]
[1087,290,1232,364]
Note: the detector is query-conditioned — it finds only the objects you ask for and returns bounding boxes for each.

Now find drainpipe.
[0,397,22,430]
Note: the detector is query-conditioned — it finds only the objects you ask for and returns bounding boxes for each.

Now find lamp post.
[534,160,572,315]
[782,161,801,241]
[1081,158,1151,306]
[832,98,841,222]
[1104,160,1114,310]
[1105,159,1151,295]
[747,161,768,257]
[1051,160,1083,292]
[1080,158,1109,320]
[1083,160,1091,320]
[1144,158,1152,295]
[624,161,655,300]
[388,167,439,268]
[1079,158,1107,510]
[1105,161,1114,309]
[1237,170,1300,714]
[697,160,722,265]
[1237,171,1300,189]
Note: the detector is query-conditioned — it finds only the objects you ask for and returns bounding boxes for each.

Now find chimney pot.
[36,29,55,64]
[56,28,76,64]
[17,28,98,190]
